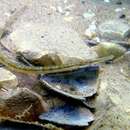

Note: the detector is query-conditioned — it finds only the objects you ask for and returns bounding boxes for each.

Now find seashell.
[39,103,94,127]
[40,65,99,101]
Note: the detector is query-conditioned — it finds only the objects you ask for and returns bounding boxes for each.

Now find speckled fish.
[39,103,94,127]
[40,65,99,101]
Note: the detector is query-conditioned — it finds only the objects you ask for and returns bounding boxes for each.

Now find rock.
[82,10,95,20]
[118,14,126,19]
[57,6,64,15]
[0,87,48,121]
[84,21,97,39]
[84,39,99,46]
[0,68,18,89]
[116,1,122,5]
[99,20,130,40]
[115,8,124,12]
[1,22,97,66]
[64,16,74,22]
[94,42,126,59]
[80,0,86,4]
[104,0,110,3]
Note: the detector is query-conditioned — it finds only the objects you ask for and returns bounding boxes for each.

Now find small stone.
[65,11,70,16]
[82,10,95,20]
[57,6,64,15]
[64,16,73,22]
[85,29,97,39]
[64,0,68,4]
[50,6,57,12]
[109,94,121,105]
[0,87,48,121]
[119,14,126,19]
[65,4,74,11]
[104,0,110,3]
[84,21,97,39]
[95,42,126,59]
[116,1,122,5]
[84,39,98,46]
[4,12,11,17]
[115,8,123,12]
[0,68,18,89]
[93,37,101,43]
[80,0,86,4]
[99,20,130,40]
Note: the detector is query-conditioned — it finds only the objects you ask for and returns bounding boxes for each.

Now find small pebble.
[84,40,98,46]
[119,14,126,19]
[64,16,74,22]
[115,8,123,12]
[84,21,97,39]
[104,0,110,3]
[99,20,130,40]
[64,0,68,4]
[82,10,95,19]
[116,1,122,5]
[57,6,64,14]
[105,60,113,64]
[80,0,86,4]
